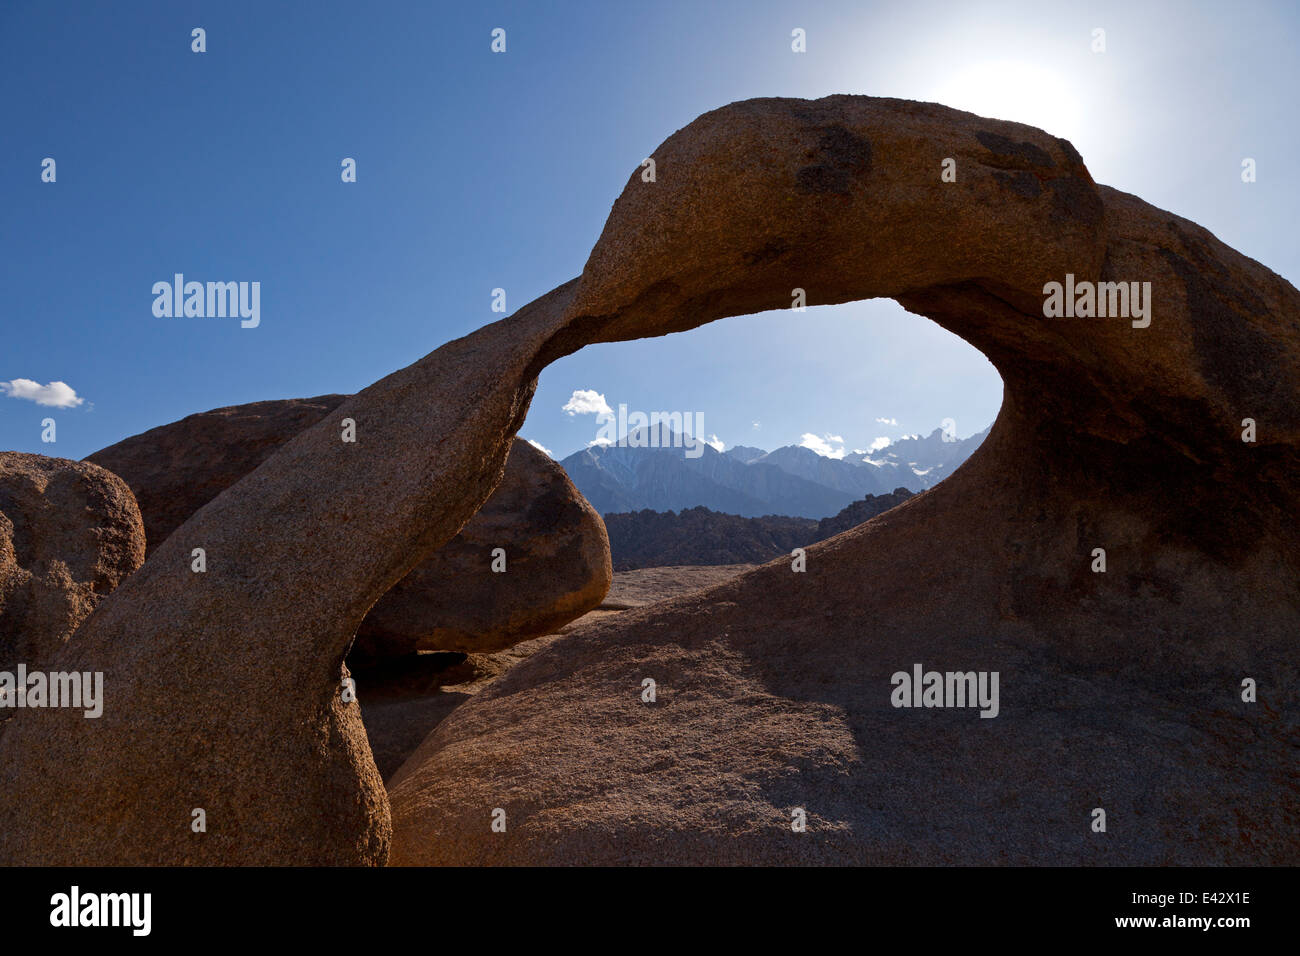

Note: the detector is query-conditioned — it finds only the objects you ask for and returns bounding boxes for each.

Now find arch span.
[2,96,1297,864]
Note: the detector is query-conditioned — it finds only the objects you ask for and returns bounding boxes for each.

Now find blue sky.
[3,0,1297,462]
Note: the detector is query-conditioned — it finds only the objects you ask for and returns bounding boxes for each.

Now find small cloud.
[875,417,898,426]
[705,433,725,452]
[0,379,85,408]
[868,436,891,452]
[798,432,847,459]
[562,389,614,419]
[587,436,615,448]
[752,421,761,430]
[525,438,553,457]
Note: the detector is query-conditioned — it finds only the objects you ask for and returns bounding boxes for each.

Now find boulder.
[88,400,612,658]
[0,281,580,864]
[0,452,145,671]
[3,95,1296,865]
[356,438,612,658]
[86,395,348,559]
[386,99,1300,864]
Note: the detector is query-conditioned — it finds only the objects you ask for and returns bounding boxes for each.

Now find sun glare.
[929,60,1085,141]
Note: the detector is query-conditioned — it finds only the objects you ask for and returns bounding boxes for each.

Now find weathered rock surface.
[88,403,612,659]
[387,98,1300,864]
[85,396,349,559]
[357,439,611,658]
[363,566,752,781]
[597,564,758,608]
[3,95,1296,866]
[0,452,145,671]
[0,282,582,864]
[358,637,568,782]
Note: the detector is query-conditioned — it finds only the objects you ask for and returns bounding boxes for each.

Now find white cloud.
[868,436,891,452]
[525,438,553,457]
[752,421,761,430]
[0,379,85,408]
[705,434,725,452]
[562,389,613,418]
[798,432,847,459]
[875,417,898,426]
[587,436,615,448]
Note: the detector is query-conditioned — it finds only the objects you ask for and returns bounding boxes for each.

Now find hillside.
[604,487,915,569]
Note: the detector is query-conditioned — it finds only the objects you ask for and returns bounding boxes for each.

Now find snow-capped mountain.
[560,425,990,518]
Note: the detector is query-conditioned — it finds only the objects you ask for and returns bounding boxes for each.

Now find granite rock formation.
[388,99,1300,864]
[0,452,145,672]
[88,404,611,659]
[3,96,1296,865]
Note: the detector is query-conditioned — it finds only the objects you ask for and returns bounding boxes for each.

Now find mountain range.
[603,487,916,570]
[559,425,989,518]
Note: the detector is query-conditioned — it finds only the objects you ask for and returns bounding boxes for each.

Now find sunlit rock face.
[2,96,1296,865]
[390,97,1299,865]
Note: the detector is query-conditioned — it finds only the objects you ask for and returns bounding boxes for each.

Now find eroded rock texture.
[0,284,581,863]
[2,96,1295,865]
[88,401,611,659]
[388,99,1300,865]
[0,452,145,672]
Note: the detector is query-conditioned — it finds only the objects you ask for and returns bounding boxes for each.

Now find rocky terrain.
[0,453,145,677]
[597,564,758,607]
[603,488,914,569]
[88,398,612,661]
[358,564,755,778]
[603,507,815,569]
[813,487,915,540]
[1,95,1296,867]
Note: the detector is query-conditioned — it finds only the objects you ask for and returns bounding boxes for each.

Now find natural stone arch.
[2,96,1296,864]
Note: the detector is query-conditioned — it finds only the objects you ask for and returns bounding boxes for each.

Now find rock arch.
[2,96,1296,864]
